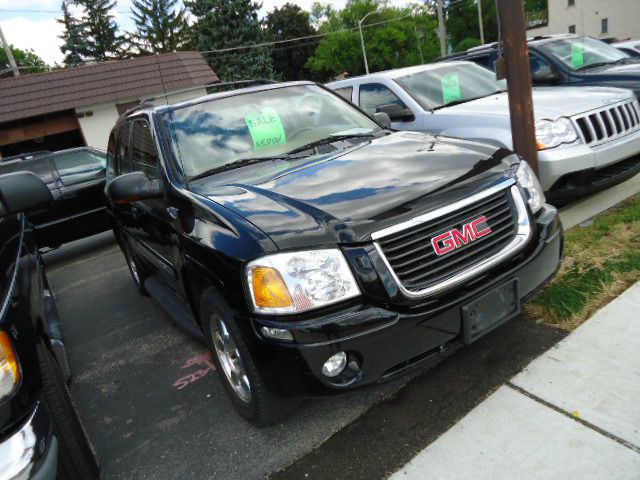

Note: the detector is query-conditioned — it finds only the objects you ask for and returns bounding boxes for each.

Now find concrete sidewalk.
[389,282,640,480]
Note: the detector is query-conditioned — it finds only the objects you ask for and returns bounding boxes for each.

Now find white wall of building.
[529,0,640,40]
[76,87,208,150]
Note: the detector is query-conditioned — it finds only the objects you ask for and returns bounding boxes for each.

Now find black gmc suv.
[0,172,98,478]
[106,81,563,425]
[443,35,640,100]
[0,147,109,248]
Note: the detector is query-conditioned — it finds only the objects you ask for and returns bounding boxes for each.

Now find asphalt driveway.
[44,232,566,480]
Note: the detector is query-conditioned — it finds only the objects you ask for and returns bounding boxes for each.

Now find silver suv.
[328,61,640,201]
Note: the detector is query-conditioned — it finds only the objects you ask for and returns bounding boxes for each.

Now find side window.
[334,86,353,101]
[117,122,132,175]
[53,150,106,187]
[530,53,555,81]
[359,83,408,115]
[131,119,159,179]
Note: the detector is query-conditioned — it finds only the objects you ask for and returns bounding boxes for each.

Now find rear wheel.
[200,289,299,426]
[122,241,148,296]
[36,342,100,479]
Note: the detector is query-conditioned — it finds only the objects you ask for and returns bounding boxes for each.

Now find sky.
[0,0,410,65]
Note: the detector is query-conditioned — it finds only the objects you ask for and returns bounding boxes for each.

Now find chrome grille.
[372,181,533,299]
[574,100,640,146]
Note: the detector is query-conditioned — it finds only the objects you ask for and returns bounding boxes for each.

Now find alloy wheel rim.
[211,315,252,403]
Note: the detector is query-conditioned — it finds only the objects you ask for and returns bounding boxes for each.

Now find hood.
[580,60,640,78]
[189,132,515,249]
[441,86,634,120]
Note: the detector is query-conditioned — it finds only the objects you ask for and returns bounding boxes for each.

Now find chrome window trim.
[372,183,532,299]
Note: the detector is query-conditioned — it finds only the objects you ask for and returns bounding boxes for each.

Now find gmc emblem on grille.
[431,216,492,256]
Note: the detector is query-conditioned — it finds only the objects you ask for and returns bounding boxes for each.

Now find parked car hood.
[189,131,516,249]
[441,86,634,119]
[579,60,640,78]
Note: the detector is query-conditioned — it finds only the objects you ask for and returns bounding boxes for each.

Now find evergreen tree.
[57,0,87,66]
[265,3,316,81]
[185,0,273,81]
[131,0,189,53]
[76,0,126,61]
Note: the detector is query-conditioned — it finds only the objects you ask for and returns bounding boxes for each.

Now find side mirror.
[0,171,52,216]
[108,171,162,205]
[532,66,559,84]
[373,112,392,129]
[375,103,415,122]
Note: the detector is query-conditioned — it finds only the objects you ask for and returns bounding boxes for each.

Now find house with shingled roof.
[0,52,218,158]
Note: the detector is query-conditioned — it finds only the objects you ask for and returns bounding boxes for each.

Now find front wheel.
[36,342,100,479]
[200,289,298,426]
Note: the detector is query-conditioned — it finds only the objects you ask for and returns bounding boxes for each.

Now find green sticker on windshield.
[571,43,584,68]
[245,107,287,150]
[441,74,462,104]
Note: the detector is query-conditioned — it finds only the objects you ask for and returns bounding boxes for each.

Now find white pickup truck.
[328,61,640,202]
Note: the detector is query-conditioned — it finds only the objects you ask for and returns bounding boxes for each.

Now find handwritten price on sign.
[245,107,287,150]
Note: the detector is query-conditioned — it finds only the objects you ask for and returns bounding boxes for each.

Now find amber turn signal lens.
[251,267,293,309]
[0,331,20,384]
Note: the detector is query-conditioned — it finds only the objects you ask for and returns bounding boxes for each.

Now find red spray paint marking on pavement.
[172,353,216,390]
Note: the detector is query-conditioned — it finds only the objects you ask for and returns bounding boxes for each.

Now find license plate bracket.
[461,279,520,344]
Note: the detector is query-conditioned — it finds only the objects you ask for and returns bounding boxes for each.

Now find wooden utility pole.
[436,0,447,57]
[477,0,485,44]
[0,24,19,77]
[495,0,538,174]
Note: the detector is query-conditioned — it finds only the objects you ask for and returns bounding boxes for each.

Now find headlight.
[0,331,20,400]
[535,118,578,150]
[246,249,361,314]
[516,161,545,213]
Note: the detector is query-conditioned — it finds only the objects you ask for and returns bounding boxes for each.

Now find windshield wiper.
[432,95,489,110]
[575,61,613,71]
[188,155,296,182]
[287,133,376,155]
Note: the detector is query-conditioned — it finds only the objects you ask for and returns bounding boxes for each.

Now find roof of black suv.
[117,79,301,126]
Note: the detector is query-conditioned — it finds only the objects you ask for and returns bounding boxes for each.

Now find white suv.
[328,61,640,202]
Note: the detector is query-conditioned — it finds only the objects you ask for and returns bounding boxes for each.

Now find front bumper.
[538,128,640,193]
[244,205,563,397]
[0,402,57,480]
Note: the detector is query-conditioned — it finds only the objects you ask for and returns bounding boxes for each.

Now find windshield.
[539,36,629,70]
[163,84,381,178]
[394,63,506,110]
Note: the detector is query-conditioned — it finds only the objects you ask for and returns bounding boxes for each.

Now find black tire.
[200,288,299,426]
[36,342,100,480]
[122,240,148,296]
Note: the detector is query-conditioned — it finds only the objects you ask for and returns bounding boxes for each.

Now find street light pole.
[436,0,447,57]
[358,9,382,75]
[477,0,485,44]
[0,24,19,77]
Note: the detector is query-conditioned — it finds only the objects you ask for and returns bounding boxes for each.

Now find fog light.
[322,352,347,378]
[261,327,293,341]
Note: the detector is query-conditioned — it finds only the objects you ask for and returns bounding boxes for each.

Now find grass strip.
[526,194,640,330]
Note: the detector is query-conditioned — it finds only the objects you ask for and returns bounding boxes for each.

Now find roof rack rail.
[142,78,278,104]
[121,101,156,118]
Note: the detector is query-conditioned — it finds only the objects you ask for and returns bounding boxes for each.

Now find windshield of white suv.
[539,36,629,70]
[163,84,381,178]
[394,63,507,110]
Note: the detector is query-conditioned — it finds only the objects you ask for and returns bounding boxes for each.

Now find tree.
[445,0,498,51]
[185,0,273,81]
[454,37,482,52]
[306,0,440,80]
[0,45,48,77]
[131,0,189,53]
[58,0,87,66]
[76,0,126,61]
[265,3,316,81]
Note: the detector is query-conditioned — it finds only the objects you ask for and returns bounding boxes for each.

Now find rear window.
[0,157,57,190]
